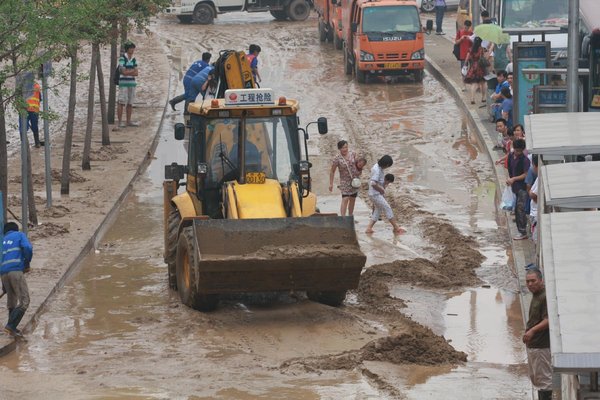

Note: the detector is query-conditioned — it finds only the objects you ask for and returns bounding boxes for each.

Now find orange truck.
[315,0,344,50]
[342,0,426,83]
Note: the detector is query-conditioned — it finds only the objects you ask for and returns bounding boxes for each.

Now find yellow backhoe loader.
[163,51,365,311]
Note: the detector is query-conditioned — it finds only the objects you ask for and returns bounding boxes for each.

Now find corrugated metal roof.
[525,113,600,156]
[542,161,600,208]
[541,211,600,372]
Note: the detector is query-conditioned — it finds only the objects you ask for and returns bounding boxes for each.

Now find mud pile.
[71,145,128,161]
[28,222,69,240]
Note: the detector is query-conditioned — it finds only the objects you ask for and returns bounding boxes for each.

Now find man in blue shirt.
[169,52,212,111]
[490,70,510,122]
[186,66,216,104]
[500,87,514,128]
[1,222,33,338]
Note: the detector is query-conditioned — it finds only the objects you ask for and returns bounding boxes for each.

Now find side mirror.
[351,23,357,33]
[317,117,328,134]
[174,123,185,140]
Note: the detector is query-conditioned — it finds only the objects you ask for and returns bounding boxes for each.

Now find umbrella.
[473,24,511,44]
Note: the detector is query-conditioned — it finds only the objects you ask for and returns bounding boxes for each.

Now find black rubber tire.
[413,69,424,83]
[307,290,347,307]
[270,10,288,20]
[193,3,214,24]
[286,0,310,21]
[343,48,352,75]
[421,0,435,12]
[318,20,327,42]
[176,227,219,311]
[165,209,181,290]
[355,60,366,83]
[333,32,343,50]
[177,15,193,23]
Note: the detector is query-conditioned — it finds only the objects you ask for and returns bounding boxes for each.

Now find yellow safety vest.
[26,82,41,113]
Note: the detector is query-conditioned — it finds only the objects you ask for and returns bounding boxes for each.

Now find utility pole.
[567,0,580,112]
[473,0,481,27]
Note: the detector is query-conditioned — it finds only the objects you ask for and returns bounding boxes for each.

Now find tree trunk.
[82,43,98,171]
[97,45,110,146]
[25,135,37,225]
[108,20,118,125]
[61,46,78,195]
[0,91,8,222]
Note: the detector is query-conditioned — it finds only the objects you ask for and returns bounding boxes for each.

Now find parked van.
[341,0,425,83]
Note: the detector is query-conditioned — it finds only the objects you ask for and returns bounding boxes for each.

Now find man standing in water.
[523,268,553,400]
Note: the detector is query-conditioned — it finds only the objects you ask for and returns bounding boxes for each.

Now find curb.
[0,72,174,358]
[424,57,530,323]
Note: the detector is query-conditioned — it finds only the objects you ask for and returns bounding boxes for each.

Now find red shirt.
[455,29,473,61]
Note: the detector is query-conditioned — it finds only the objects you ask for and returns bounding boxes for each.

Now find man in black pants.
[506,139,530,240]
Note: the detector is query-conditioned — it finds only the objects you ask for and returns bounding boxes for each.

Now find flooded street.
[1,13,531,399]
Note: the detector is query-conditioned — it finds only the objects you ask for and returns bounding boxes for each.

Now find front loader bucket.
[187,216,365,294]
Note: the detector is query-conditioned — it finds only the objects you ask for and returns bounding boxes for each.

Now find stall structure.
[526,112,600,399]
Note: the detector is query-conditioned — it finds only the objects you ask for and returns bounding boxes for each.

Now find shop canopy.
[541,161,600,208]
[525,113,600,156]
[540,211,600,372]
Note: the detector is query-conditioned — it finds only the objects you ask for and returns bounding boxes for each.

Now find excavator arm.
[213,50,256,98]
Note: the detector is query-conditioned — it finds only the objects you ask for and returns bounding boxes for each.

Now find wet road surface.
[0,12,531,399]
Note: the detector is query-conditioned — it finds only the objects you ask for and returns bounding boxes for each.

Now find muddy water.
[1,12,530,399]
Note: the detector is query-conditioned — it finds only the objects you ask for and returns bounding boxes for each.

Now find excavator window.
[202,115,299,186]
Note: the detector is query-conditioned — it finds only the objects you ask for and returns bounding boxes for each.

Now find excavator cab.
[163,57,366,312]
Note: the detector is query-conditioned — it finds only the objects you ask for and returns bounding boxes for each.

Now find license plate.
[385,62,401,68]
[245,172,266,184]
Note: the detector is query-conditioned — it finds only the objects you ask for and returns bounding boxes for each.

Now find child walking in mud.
[365,156,403,235]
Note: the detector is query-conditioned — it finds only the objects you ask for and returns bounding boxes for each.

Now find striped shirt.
[118,54,138,87]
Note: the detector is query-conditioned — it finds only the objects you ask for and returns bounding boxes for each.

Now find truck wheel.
[165,209,181,290]
[177,15,193,23]
[355,60,366,83]
[193,3,214,24]
[318,20,327,42]
[176,226,219,311]
[270,10,288,20]
[333,32,343,50]
[343,49,352,75]
[307,290,347,307]
[421,0,435,12]
[413,70,424,83]
[286,0,310,21]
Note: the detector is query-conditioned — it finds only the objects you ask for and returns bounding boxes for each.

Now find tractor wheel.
[193,3,214,24]
[333,32,343,50]
[286,0,310,21]
[307,290,347,307]
[177,15,193,23]
[355,60,366,83]
[318,20,327,42]
[176,227,219,311]
[413,69,424,83]
[270,10,288,20]
[343,48,352,75]
[165,209,181,290]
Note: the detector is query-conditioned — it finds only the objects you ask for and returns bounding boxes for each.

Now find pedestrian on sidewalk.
[169,52,212,111]
[500,87,514,128]
[490,70,509,122]
[434,0,447,35]
[494,118,509,149]
[329,140,365,216]
[527,154,539,244]
[507,138,530,240]
[455,20,473,90]
[1,222,32,339]
[523,267,553,400]
[116,41,140,129]
[365,155,403,235]
[464,37,487,105]
[18,79,44,148]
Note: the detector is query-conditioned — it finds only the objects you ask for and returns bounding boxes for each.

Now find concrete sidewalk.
[423,25,537,321]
